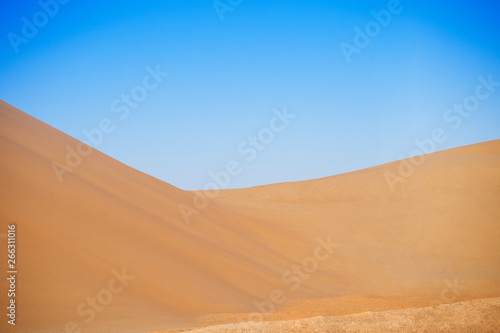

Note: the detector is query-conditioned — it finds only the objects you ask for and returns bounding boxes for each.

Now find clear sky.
[1,0,499,190]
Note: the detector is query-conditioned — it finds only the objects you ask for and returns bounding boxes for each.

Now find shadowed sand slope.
[1,99,499,332]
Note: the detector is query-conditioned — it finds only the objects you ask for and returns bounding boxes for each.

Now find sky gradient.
[1,0,500,189]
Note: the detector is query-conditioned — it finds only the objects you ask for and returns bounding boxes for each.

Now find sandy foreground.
[154,297,500,333]
[1,99,500,332]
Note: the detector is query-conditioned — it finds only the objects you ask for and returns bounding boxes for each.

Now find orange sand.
[0,100,499,332]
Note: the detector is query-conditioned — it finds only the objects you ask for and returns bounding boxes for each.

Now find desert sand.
[1,99,499,332]
[160,297,500,332]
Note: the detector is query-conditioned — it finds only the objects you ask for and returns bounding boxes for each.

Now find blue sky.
[1,0,499,189]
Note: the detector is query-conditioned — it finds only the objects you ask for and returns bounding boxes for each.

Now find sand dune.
[1,99,499,332]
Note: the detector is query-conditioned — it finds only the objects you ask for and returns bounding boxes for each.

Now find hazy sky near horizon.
[1,0,500,189]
